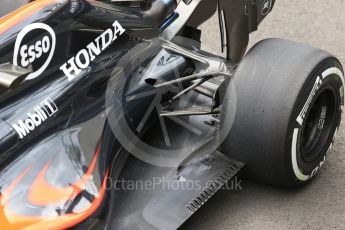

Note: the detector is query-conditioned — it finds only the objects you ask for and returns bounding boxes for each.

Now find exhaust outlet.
[0,62,30,90]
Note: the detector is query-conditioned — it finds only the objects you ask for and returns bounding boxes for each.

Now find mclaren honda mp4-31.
[0,0,343,229]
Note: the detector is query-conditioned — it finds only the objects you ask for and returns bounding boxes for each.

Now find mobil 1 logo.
[12,98,58,139]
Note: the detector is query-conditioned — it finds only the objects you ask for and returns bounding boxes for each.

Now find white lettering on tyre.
[318,106,327,130]
[11,98,58,139]
[296,76,323,126]
[13,23,56,80]
[60,20,125,81]
[292,67,344,181]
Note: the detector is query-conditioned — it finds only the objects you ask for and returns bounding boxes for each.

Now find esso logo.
[13,23,56,80]
[20,35,51,67]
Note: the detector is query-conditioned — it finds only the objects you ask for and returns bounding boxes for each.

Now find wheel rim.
[300,88,337,163]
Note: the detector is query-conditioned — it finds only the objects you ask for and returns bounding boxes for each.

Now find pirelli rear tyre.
[221,38,344,187]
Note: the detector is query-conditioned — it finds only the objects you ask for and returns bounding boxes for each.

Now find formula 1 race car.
[0,0,343,229]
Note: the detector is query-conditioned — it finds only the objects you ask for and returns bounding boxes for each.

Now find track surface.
[181,1,345,229]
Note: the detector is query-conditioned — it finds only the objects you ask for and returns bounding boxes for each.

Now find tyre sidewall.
[287,58,344,184]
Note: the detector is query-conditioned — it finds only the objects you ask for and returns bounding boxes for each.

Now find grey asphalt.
[181,1,345,229]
